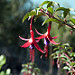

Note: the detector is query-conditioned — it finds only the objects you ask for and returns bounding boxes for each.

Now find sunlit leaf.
[64,10,70,18]
[63,43,70,46]
[70,18,75,24]
[34,12,45,22]
[63,66,70,70]
[39,1,50,7]
[6,68,11,75]
[0,55,6,70]
[47,1,53,8]
[34,68,40,72]
[70,62,75,66]
[47,1,60,8]
[21,68,28,73]
[47,7,53,15]
[42,18,60,25]
[55,7,70,18]
[22,10,36,22]
[70,52,75,57]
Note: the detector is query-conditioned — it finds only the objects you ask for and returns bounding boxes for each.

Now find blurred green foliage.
[0,55,11,75]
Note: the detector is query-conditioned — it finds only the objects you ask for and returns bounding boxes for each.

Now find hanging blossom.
[19,16,44,63]
[35,22,60,57]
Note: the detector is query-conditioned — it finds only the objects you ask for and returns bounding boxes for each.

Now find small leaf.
[70,18,75,24]
[47,1,60,8]
[47,7,53,15]
[34,12,45,22]
[35,8,40,15]
[55,7,70,18]
[32,72,35,75]
[21,68,28,73]
[63,9,70,18]
[22,10,36,22]
[54,47,60,51]
[55,7,66,12]
[42,18,60,25]
[39,1,50,7]
[63,66,70,70]
[34,68,40,72]
[63,43,70,46]
[47,2,53,8]
[6,68,11,74]
[70,52,75,57]
[70,62,75,66]
[0,55,6,70]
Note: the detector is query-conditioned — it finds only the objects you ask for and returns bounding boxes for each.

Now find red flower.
[35,22,60,57]
[35,22,59,45]
[19,16,44,62]
[19,30,44,53]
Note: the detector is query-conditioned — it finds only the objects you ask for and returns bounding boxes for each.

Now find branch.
[40,9,75,29]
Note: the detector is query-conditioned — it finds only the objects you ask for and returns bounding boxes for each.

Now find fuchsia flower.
[19,16,44,62]
[35,22,59,45]
[35,22,60,57]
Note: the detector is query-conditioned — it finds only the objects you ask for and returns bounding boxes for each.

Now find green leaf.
[34,12,45,22]
[63,43,70,46]
[53,1,60,7]
[32,72,35,75]
[56,7,66,11]
[34,68,40,72]
[63,9,70,18]
[6,68,11,75]
[63,66,70,70]
[47,1,60,8]
[47,1,53,8]
[35,8,40,15]
[0,71,5,75]
[0,55,6,70]
[22,10,36,22]
[42,18,60,25]
[70,18,75,24]
[47,7,53,15]
[39,1,50,7]
[55,7,70,18]
[70,62,75,66]
[54,47,60,51]
[21,68,28,73]
[40,1,60,8]
[70,52,75,57]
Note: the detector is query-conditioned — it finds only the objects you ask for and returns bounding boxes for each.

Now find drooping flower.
[35,22,59,45]
[19,16,44,62]
[35,22,60,57]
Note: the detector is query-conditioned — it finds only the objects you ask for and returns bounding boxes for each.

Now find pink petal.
[35,29,43,35]
[20,41,32,48]
[52,36,58,39]
[50,39,60,45]
[19,35,29,41]
[33,41,44,53]
[48,36,60,45]
[35,34,46,39]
